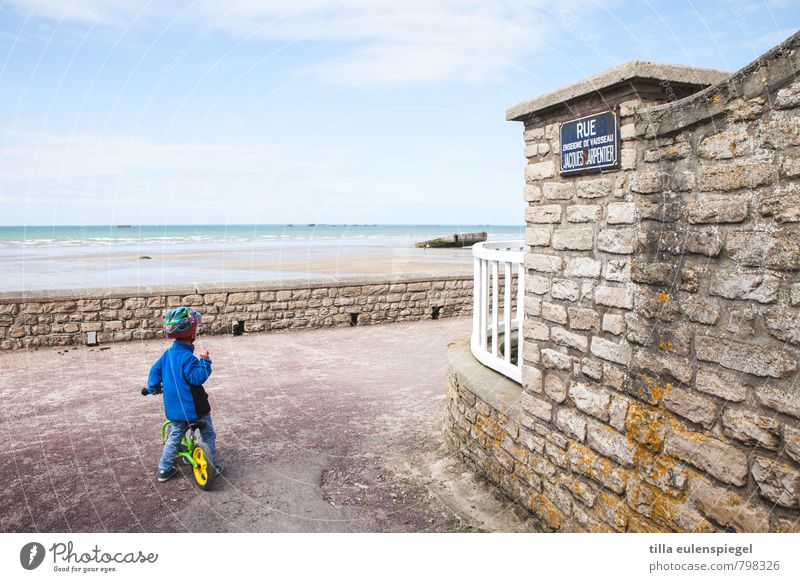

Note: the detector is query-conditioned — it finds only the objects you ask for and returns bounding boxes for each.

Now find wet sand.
[0,244,474,291]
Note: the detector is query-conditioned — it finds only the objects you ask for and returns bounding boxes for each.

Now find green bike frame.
[161,420,200,469]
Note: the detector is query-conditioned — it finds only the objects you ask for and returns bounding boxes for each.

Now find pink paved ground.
[0,317,536,533]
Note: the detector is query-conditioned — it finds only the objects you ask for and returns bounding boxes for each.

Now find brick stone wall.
[446,33,800,531]
[0,273,472,350]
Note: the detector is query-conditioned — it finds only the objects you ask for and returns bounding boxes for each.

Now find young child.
[144,306,222,482]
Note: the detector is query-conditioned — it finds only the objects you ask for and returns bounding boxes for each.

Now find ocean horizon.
[0,224,522,246]
[0,224,524,292]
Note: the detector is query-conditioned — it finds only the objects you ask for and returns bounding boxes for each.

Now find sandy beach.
[0,244,474,292]
[0,225,519,292]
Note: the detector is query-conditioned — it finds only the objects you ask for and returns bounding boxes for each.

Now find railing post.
[504,260,512,363]
[491,261,499,356]
[480,257,488,351]
[472,256,480,347]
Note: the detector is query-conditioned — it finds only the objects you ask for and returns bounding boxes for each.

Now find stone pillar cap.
[506,60,730,121]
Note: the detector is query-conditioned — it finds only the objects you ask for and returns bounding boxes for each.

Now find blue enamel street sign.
[560,111,620,175]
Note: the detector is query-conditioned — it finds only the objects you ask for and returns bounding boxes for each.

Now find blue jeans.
[159,414,219,471]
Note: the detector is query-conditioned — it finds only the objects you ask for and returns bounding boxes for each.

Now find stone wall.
[446,32,800,531]
[0,273,472,350]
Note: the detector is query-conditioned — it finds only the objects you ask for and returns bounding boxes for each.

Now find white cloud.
[314,45,513,85]
[0,127,523,224]
[5,0,141,27]
[6,0,559,83]
[1,130,283,178]
[0,129,347,203]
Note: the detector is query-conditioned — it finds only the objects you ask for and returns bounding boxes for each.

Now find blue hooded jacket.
[147,341,213,422]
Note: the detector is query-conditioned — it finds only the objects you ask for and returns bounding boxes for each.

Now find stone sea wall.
[446,33,800,531]
[0,273,473,350]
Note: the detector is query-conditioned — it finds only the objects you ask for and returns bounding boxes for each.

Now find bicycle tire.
[191,442,216,491]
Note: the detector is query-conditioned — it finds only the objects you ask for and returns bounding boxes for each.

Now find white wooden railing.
[471,240,527,383]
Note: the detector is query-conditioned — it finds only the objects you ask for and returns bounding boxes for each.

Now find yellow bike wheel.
[191,442,216,491]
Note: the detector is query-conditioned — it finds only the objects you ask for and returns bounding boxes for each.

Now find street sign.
[560,111,620,175]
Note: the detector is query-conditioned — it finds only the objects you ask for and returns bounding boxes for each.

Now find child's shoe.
[158,467,178,482]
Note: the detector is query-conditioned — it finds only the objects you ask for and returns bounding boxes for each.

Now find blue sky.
[0,0,797,226]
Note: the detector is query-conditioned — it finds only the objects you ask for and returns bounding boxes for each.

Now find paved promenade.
[0,317,536,532]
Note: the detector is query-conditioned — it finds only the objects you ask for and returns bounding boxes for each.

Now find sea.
[0,224,525,292]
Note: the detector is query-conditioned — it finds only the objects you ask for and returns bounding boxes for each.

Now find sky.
[0,0,797,226]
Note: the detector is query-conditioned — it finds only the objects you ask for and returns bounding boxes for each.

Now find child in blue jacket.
[145,306,222,482]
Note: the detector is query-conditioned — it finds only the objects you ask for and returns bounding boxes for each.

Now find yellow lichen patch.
[569,442,630,494]
[658,340,674,351]
[632,373,673,405]
[496,414,516,437]
[678,427,713,444]
[658,292,670,302]
[470,424,486,443]
[569,442,594,471]
[625,400,678,451]
[475,414,502,442]
[627,479,669,522]
[595,491,629,531]
[531,493,565,530]
[628,479,714,533]
[650,495,683,530]
[501,435,530,464]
